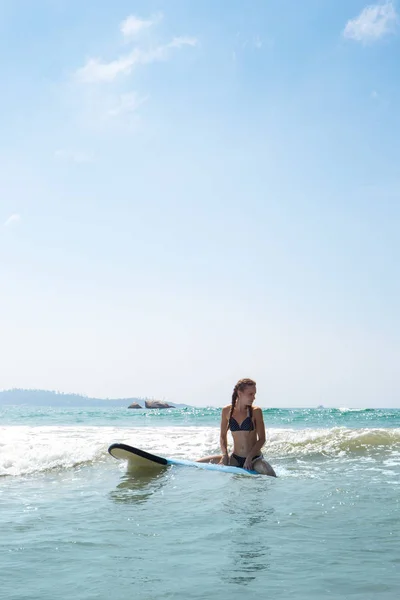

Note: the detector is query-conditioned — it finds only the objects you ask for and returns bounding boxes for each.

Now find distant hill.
[0,389,188,408]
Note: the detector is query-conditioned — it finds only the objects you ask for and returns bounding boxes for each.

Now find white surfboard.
[108,443,258,475]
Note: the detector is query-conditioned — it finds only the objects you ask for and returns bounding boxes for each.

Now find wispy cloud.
[343,1,398,43]
[120,14,161,38]
[76,53,140,83]
[71,15,197,129]
[75,18,197,84]
[76,41,196,84]
[54,149,94,163]
[4,214,21,227]
[232,32,269,62]
[107,92,147,117]
[168,36,198,49]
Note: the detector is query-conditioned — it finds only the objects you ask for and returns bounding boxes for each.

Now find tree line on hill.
[0,389,184,408]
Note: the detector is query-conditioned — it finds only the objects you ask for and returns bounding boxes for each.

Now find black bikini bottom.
[231,453,262,469]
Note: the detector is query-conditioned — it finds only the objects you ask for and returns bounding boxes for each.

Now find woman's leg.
[196,455,223,464]
[253,457,277,477]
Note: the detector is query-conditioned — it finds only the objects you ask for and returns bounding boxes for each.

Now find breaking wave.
[1,424,400,477]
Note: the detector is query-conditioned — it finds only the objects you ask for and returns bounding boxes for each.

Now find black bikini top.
[229,408,254,432]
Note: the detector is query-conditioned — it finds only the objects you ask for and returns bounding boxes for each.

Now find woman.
[198,378,276,476]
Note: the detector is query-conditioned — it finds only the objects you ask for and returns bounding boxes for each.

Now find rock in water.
[145,400,174,409]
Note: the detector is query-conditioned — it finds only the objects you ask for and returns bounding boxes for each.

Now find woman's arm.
[244,407,266,469]
[219,406,230,464]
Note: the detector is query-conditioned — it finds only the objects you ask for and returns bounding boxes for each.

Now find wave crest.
[267,427,400,457]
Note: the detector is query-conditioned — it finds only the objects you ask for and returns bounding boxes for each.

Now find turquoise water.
[1,407,399,599]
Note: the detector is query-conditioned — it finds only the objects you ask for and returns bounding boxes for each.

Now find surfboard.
[108,443,258,475]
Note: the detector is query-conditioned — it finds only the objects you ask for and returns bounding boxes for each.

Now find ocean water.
[0,406,399,600]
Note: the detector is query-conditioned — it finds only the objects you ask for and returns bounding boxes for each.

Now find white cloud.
[76,39,197,84]
[76,51,142,83]
[4,214,20,227]
[71,16,197,127]
[168,36,198,49]
[343,1,398,42]
[108,92,147,117]
[54,149,93,163]
[120,14,160,38]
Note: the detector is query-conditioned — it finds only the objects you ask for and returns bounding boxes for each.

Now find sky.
[1,0,399,407]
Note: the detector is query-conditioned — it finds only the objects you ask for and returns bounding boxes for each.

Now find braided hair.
[230,378,256,419]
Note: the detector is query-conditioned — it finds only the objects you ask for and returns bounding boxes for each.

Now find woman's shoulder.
[221,405,231,414]
[252,405,263,414]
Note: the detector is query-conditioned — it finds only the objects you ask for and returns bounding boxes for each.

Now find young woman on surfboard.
[197,378,276,476]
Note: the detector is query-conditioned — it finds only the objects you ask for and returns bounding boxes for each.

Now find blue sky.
[1,0,399,407]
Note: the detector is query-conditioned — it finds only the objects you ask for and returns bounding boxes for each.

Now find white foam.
[1,425,399,477]
[337,407,367,412]
[0,426,220,477]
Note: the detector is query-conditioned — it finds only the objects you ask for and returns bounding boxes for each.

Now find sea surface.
[1,406,399,600]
